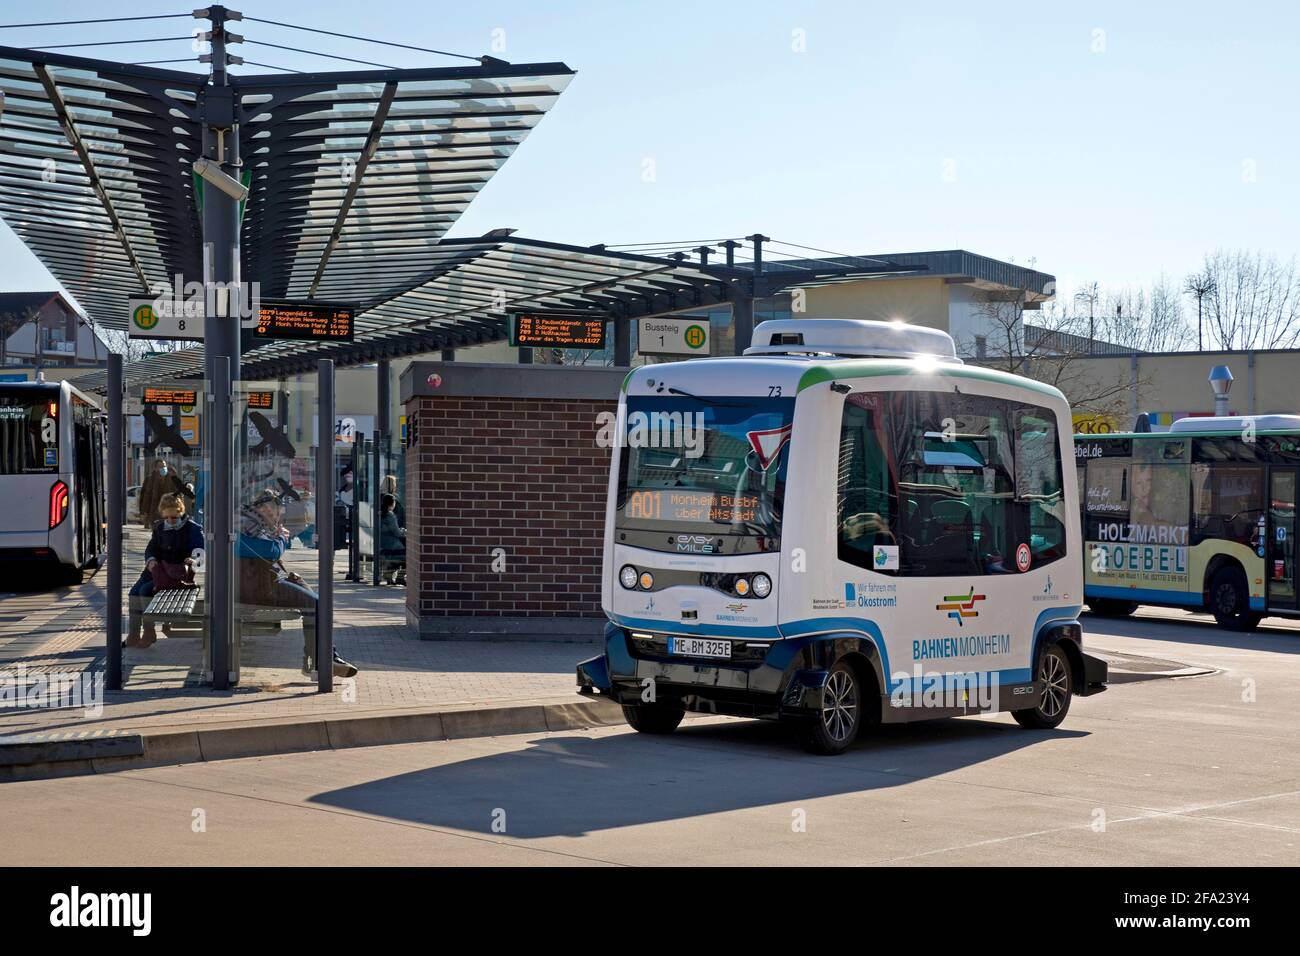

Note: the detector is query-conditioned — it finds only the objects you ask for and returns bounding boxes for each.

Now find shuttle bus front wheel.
[622,700,685,735]
[798,660,862,756]
[1014,644,1073,730]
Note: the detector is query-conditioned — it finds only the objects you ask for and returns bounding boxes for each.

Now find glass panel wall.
[229,379,323,683]
[122,384,207,688]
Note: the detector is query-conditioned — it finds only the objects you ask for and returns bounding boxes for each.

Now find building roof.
[1025,325,1143,356]
[0,291,64,316]
[757,249,1055,301]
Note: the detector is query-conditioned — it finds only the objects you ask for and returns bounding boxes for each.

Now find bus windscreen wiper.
[665,387,744,407]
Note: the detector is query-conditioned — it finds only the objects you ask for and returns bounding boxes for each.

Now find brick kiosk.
[400,362,626,640]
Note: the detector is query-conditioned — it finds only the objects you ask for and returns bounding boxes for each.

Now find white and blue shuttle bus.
[578,319,1107,754]
[0,380,106,584]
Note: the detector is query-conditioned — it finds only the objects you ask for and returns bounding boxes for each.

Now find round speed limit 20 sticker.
[1015,542,1032,573]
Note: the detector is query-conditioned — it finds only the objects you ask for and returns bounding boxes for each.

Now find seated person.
[127,492,204,648]
[379,493,406,562]
[381,474,405,527]
[238,489,358,679]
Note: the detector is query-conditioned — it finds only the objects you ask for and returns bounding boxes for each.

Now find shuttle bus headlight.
[751,573,772,598]
[734,577,750,596]
[638,570,655,590]
[619,565,638,590]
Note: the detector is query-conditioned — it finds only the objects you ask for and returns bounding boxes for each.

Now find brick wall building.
[400,362,625,640]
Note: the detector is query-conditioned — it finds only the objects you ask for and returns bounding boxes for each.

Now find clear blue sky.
[2,0,1297,302]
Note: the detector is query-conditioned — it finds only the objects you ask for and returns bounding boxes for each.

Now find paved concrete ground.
[1,608,1296,865]
[0,529,590,738]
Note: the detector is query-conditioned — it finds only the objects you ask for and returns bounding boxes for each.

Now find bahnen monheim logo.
[936,586,986,627]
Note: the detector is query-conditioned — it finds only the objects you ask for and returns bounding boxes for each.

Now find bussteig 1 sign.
[638,316,710,357]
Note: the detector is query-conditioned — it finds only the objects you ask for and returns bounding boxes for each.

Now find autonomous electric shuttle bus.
[577,318,1107,754]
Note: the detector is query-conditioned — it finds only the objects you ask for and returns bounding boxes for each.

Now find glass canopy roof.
[1,46,923,392]
[0,45,574,332]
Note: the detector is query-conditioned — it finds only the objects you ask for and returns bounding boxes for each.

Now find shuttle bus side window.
[1014,408,1069,566]
[836,390,1068,576]
[836,394,897,570]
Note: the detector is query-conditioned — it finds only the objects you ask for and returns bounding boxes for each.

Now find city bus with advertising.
[577,319,1108,754]
[0,380,107,584]
[1077,414,1300,630]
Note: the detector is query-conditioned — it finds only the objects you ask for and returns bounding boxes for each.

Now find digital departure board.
[142,387,198,406]
[254,301,354,342]
[247,391,275,409]
[509,312,606,350]
[623,490,761,524]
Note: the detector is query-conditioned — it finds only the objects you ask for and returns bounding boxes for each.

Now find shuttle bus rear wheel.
[622,700,685,735]
[1014,644,1072,730]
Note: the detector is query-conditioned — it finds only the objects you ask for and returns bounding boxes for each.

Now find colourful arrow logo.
[936,586,986,626]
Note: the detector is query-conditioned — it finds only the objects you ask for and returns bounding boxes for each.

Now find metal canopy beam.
[71,233,932,387]
[307,80,398,297]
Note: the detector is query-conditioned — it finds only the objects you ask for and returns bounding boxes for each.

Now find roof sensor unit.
[744,318,960,362]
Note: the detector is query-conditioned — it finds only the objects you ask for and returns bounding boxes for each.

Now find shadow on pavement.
[0,565,100,596]
[1084,610,1300,655]
[309,716,1086,838]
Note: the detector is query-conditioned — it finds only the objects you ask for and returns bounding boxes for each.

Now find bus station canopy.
[0,45,575,329]
[0,44,936,393]
[67,233,930,390]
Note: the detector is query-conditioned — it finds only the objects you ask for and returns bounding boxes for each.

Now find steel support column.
[377,358,391,449]
[732,295,755,355]
[200,6,242,689]
[207,357,233,688]
[316,359,335,692]
[371,433,383,586]
[347,435,362,582]
[614,318,631,366]
[106,353,124,691]
[374,357,392,584]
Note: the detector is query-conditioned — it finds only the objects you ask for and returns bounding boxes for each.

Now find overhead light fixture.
[192,156,248,202]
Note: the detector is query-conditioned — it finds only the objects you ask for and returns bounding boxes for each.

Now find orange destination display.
[623,490,761,524]
[142,387,198,406]
[255,301,354,342]
[509,311,606,349]
[246,391,275,409]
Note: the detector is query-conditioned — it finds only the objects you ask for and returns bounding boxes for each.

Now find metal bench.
[142,587,204,636]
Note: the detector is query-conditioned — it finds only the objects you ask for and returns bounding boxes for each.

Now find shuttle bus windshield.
[617,395,793,553]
